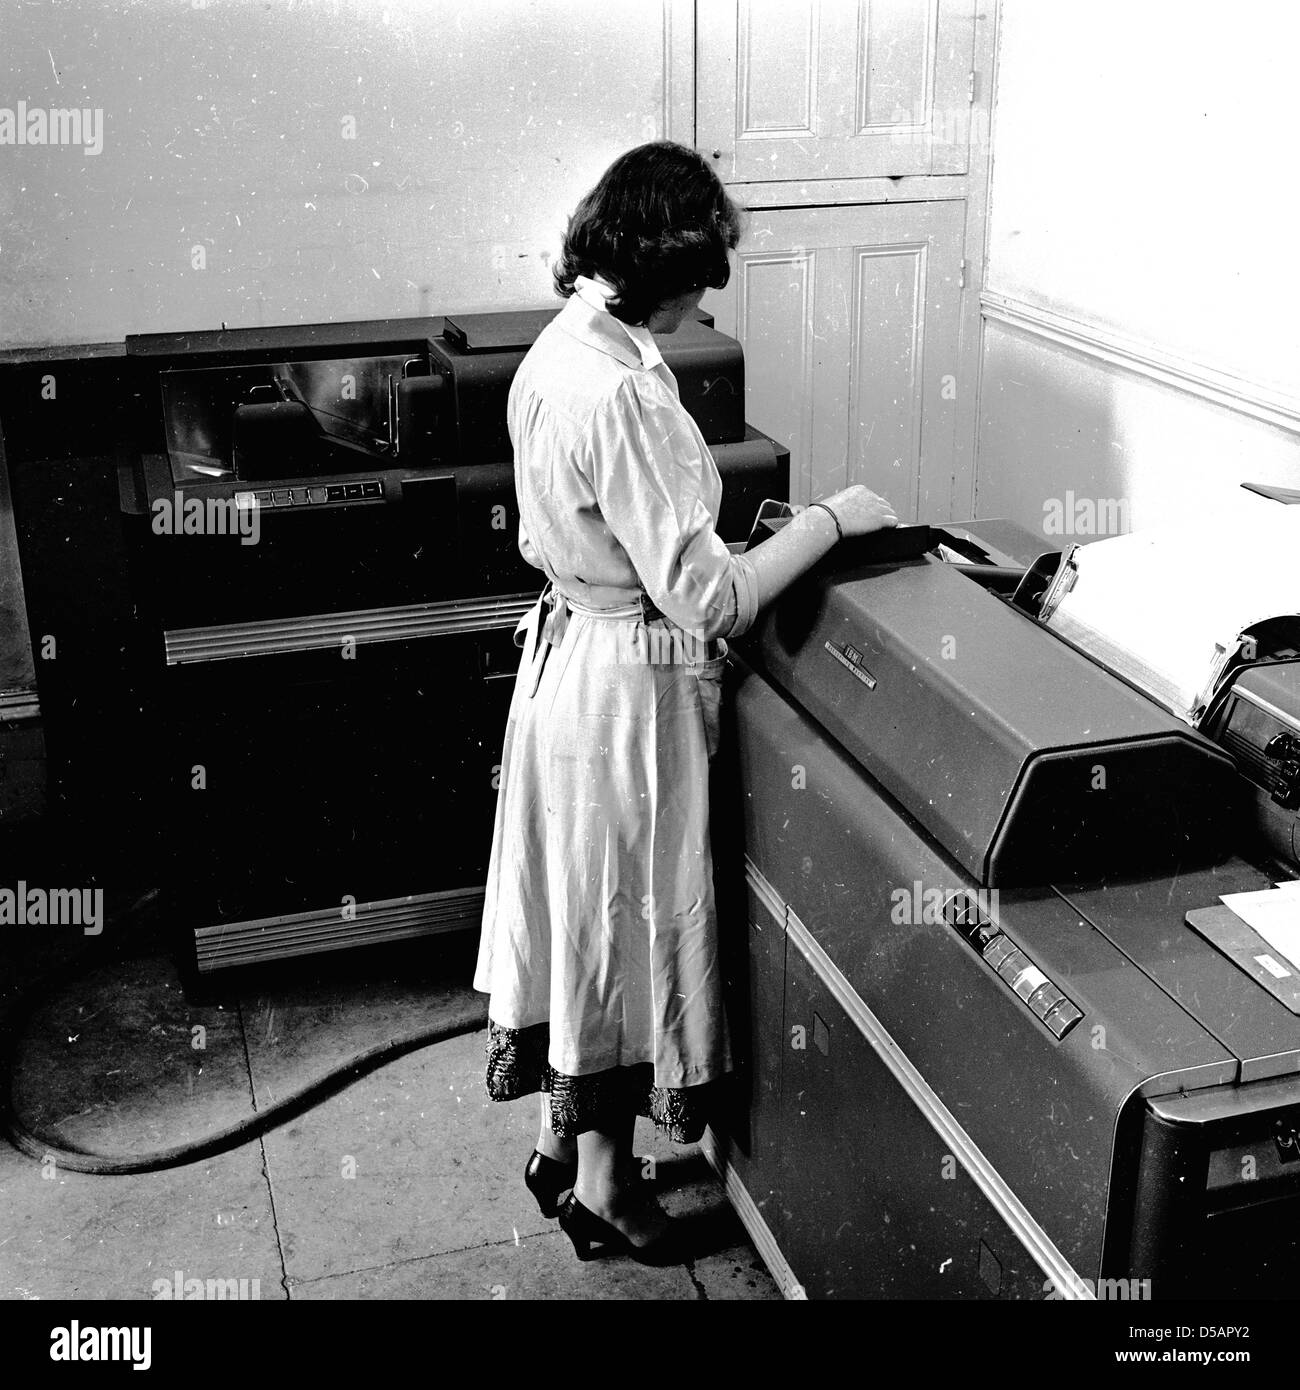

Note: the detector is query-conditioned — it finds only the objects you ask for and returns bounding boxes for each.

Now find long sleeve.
[517,518,543,571]
[585,378,758,641]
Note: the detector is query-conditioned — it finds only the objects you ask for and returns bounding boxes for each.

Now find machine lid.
[126,319,440,363]
[1057,865,1300,1083]
[441,306,717,354]
[749,557,1238,887]
[442,309,559,353]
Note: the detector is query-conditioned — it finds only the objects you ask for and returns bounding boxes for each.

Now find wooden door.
[698,0,979,183]
[705,199,966,520]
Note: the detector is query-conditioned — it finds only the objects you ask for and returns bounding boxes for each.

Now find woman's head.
[553,141,744,328]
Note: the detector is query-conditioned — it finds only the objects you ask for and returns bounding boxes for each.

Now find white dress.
[473,281,760,1139]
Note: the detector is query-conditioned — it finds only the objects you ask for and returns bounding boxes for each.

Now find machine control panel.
[234,479,384,509]
[945,893,1084,1039]
[1264,731,1300,808]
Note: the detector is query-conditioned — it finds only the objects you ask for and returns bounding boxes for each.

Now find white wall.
[0,0,679,349]
[977,0,1300,537]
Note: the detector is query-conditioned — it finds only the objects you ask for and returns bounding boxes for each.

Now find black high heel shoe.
[556,1192,681,1266]
[523,1150,578,1219]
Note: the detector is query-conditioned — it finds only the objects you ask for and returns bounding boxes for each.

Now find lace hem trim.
[485,1019,719,1143]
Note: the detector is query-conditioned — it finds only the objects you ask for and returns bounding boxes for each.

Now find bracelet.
[807,501,843,542]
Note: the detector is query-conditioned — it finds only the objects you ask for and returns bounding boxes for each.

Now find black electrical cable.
[0,889,486,1175]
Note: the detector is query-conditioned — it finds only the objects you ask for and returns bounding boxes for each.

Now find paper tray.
[1186,905,1300,1014]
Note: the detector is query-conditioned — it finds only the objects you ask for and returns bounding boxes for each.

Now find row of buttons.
[234,480,384,509]
[981,934,1083,1038]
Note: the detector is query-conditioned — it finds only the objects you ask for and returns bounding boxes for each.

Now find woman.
[474,141,897,1263]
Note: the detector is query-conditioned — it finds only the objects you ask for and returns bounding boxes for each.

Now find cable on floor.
[0,889,486,1174]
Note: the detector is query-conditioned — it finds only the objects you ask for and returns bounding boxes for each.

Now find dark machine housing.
[709,516,1300,1300]
[0,308,786,976]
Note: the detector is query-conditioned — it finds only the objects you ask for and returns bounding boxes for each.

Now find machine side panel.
[711,874,790,1255]
[777,938,1049,1299]
[725,656,1236,1285]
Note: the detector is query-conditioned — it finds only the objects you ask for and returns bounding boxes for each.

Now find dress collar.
[568,275,666,371]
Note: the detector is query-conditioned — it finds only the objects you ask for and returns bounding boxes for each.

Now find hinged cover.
[748,556,1238,886]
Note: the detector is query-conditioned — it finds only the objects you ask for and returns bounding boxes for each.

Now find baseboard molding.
[699,1125,807,1301]
[981,291,1300,436]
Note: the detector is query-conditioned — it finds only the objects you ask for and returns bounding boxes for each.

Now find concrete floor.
[0,918,780,1302]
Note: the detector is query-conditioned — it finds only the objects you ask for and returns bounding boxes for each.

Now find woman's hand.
[742,485,901,615]
[819,485,899,536]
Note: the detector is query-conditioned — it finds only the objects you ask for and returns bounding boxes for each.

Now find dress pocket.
[690,653,729,762]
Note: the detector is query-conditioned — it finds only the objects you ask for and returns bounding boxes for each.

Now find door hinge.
[959,258,967,290]
[968,70,977,104]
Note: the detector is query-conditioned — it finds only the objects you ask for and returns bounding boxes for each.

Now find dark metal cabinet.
[778,936,1046,1300]
[719,876,790,1252]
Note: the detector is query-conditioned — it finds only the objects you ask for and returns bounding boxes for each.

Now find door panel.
[718,879,790,1248]
[723,250,818,507]
[778,934,1046,1299]
[706,200,965,519]
[699,0,978,182]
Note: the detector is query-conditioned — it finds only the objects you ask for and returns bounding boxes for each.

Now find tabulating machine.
[708,516,1300,1301]
[0,308,786,976]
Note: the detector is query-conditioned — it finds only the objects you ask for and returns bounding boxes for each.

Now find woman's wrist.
[801,502,841,548]
[806,500,844,543]
[747,499,839,609]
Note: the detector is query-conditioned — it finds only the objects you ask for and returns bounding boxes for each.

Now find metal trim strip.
[743,854,786,928]
[192,890,484,939]
[784,904,1092,1298]
[1130,1062,1247,1103]
[194,887,485,971]
[196,916,474,958]
[0,689,41,722]
[197,924,467,971]
[699,1126,808,1301]
[165,592,540,665]
[1238,1051,1300,1085]
[195,908,477,948]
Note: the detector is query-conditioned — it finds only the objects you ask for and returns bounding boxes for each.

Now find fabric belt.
[514,583,722,698]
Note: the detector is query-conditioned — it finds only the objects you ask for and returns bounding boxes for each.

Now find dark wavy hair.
[553,142,743,326]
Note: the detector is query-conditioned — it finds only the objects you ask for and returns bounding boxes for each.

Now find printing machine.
[706,517,1300,1301]
[0,308,786,976]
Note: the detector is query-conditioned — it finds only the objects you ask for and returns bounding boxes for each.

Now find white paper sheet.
[1221,887,1300,970]
[1042,498,1300,723]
